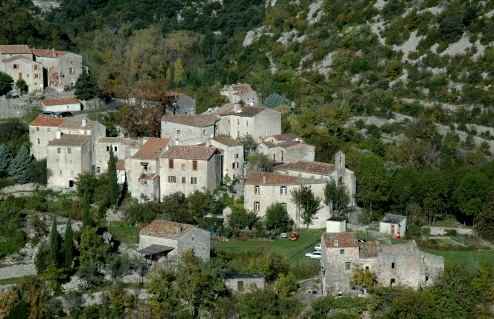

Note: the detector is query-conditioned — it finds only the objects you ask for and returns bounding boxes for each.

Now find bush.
[407,225,422,238]
[421,227,431,236]
[444,229,458,236]
[437,15,464,43]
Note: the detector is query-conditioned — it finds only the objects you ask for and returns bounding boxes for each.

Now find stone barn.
[138,220,210,261]
[224,274,266,293]
[379,214,407,237]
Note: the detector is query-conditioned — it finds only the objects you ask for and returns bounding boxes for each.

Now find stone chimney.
[176,226,182,235]
[56,130,61,139]
[334,239,339,247]
[52,48,56,57]
[82,119,87,127]
[262,176,267,184]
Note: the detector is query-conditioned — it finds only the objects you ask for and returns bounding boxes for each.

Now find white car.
[305,251,322,259]
[314,244,322,251]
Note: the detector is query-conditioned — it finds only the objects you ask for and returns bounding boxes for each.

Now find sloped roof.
[324,232,359,248]
[211,136,242,147]
[0,45,31,54]
[232,84,252,95]
[116,159,125,171]
[163,145,217,160]
[212,103,234,115]
[276,161,335,175]
[359,242,378,258]
[1,55,34,63]
[162,114,219,127]
[132,138,171,160]
[30,116,64,127]
[245,171,299,185]
[269,133,301,142]
[97,137,138,146]
[277,141,315,149]
[31,48,69,58]
[381,214,406,224]
[41,97,81,106]
[139,173,158,180]
[48,134,90,146]
[140,220,195,239]
[225,106,268,117]
[59,118,97,130]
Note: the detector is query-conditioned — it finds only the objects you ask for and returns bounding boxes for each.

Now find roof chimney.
[82,119,87,127]
[334,239,339,247]
[176,226,182,234]
[262,176,267,184]
[56,130,61,139]
[52,48,56,57]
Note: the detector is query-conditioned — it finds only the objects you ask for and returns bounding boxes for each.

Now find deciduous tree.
[324,180,351,217]
[265,202,292,233]
[0,71,13,96]
[290,185,322,229]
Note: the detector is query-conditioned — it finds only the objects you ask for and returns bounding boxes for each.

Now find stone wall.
[424,226,474,236]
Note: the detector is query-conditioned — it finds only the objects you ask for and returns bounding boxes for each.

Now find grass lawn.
[212,228,325,261]
[422,248,494,265]
[106,221,140,246]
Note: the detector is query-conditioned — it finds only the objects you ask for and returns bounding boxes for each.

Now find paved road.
[0,264,36,280]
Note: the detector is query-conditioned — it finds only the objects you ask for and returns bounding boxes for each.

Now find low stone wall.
[422,226,474,236]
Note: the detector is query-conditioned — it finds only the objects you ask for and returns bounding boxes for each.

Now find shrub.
[421,227,431,236]
[444,229,458,236]
[437,15,464,43]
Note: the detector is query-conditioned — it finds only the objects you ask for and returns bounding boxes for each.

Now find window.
[177,130,181,135]
[36,127,39,131]
[237,119,239,125]
[228,119,230,124]
[34,64,40,70]
[237,131,240,138]
[365,266,369,270]
[340,249,345,255]
[280,186,287,195]
[57,148,61,154]
[59,170,62,176]
[37,138,40,145]
[106,146,110,151]
[281,202,286,209]
[13,64,18,69]
[245,120,248,126]
[69,67,76,74]
[182,176,186,183]
[192,161,198,170]
[34,74,40,79]
[191,177,197,184]
[67,148,72,154]
[47,128,51,132]
[254,201,260,211]
[181,163,186,170]
[203,129,206,135]
[391,262,395,269]
[169,159,174,169]
[255,185,260,194]
[141,180,147,185]
[235,153,239,159]
[345,262,351,271]
[232,163,235,169]
[17,73,22,80]
[168,176,176,183]
[114,146,117,152]
[390,279,396,287]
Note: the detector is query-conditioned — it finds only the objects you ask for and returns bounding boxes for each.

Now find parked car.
[42,111,57,117]
[305,251,322,259]
[357,238,367,243]
[289,232,299,241]
[314,243,322,250]
[279,232,288,238]
[57,111,73,117]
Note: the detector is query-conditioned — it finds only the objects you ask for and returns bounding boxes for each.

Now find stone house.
[0,55,44,93]
[31,48,82,90]
[125,138,172,202]
[41,97,81,112]
[29,116,65,159]
[46,132,92,188]
[95,137,140,174]
[163,92,196,115]
[207,136,244,180]
[160,145,221,197]
[138,220,210,261]
[116,159,126,184]
[224,274,266,293]
[220,83,260,106]
[275,151,356,206]
[320,232,444,296]
[243,171,329,229]
[161,114,220,145]
[380,214,407,237]
[218,105,281,142]
[259,133,315,163]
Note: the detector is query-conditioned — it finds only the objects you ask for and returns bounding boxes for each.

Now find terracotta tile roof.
[97,137,138,147]
[225,106,268,117]
[59,118,97,130]
[245,171,299,185]
[163,145,216,160]
[31,48,69,57]
[277,141,315,149]
[30,116,64,127]
[164,91,184,99]
[212,103,234,115]
[162,114,219,127]
[132,138,171,160]
[270,133,301,142]
[211,136,242,146]
[140,220,195,239]
[42,97,81,106]
[116,159,125,171]
[359,242,378,258]
[232,84,252,95]
[139,173,158,180]
[381,214,406,224]
[0,45,31,54]
[276,161,335,175]
[48,134,90,146]
[1,55,32,63]
[324,232,358,248]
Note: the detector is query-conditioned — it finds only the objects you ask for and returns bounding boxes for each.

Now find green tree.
[0,143,12,177]
[263,92,290,108]
[476,194,494,241]
[324,180,351,217]
[26,159,48,185]
[14,79,27,95]
[237,133,258,155]
[228,207,258,232]
[82,188,94,229]
[7,146,32,184]
[454,171,490,225]
[247,153,273,172]
[49,218,59,266]
[146,267,179,317]
[290,185,323,229]
[74,67,99,101]
[350,269,377,292]
[0,71,13,96]
[64,218,73,271]
[265,202,292,233]
[77,227,111,287]
[108,146,119,207]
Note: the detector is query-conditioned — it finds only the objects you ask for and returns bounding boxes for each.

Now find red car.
[289,232,299,241]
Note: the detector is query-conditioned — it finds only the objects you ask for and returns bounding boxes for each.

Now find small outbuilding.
[224,274,266,293]
[379,214,407,237]
[326,217,346,233]
[42,97,81,112]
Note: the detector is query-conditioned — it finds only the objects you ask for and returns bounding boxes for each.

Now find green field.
[212,229,325,261]
[422,248,494,265]
[106,221,140,246]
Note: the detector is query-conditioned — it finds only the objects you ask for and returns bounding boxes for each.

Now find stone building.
[224,274,266,293]
[125,138,172,202]
[218,105,281,142]
[275,151,356,206]
[259,133,315,163]
[220,83,260,106]
[243,171,329,229]
[0,53,44,93]
[29,116,65,159]
[31,48,83,90]
[320,232,444,296]
[95,137,140,173]
[160,145,221,197]
[163,92,196,115]
[41,97,81,112]
[161,114,220,145]
[207,136,244,180]
[138,220,210,261]
[380,214,407,238]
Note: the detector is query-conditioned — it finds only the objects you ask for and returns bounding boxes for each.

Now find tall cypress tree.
[108,145,119,207]
[8,145,31,184]
[49,218,59,266]
[64,218,73,270]
[82,187,93,229]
